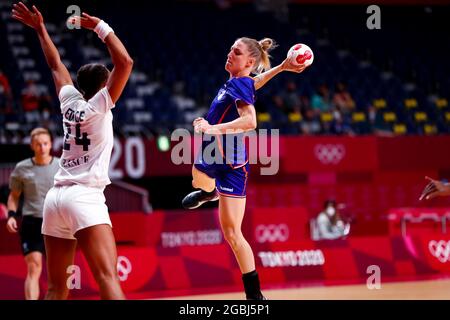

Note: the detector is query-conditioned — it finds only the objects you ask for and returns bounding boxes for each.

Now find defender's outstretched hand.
[419,176,450,200]
[68,12,101,30]
[12,2,43,30]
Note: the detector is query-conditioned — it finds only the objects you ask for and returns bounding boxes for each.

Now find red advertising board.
[281,136,378,173]
[377,136,450,171]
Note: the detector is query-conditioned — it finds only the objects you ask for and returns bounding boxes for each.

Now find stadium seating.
[0,1,449,140]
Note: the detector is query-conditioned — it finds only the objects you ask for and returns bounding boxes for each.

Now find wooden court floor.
[166,278,450,300]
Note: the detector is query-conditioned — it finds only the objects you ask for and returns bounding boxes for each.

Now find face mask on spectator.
[326,207,335,216]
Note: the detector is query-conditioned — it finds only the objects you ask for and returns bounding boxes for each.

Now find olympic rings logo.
[255,224,289,243]
[428,240,450,263]
[314,144,346,165]
[117,256,132,281]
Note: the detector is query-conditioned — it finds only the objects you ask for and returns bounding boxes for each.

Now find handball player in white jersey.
[12,2,133,299]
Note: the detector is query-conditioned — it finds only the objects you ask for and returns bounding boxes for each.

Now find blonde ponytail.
[257,38,276,74]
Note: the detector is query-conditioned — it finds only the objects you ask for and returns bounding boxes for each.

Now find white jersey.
[54,85,115,188]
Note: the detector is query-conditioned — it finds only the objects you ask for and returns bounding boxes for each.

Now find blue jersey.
[200,77,256,168]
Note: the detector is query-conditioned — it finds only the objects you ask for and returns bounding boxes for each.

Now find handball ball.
[287,44,314,67]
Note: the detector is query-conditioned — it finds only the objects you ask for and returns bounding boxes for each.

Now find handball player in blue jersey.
[182,37,306,299]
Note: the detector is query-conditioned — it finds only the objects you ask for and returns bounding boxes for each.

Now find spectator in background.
[367,103,394,136]
[0,68,13,98]
[300,108,321,135]
[21,80,41,124]
[332,82,355,115]
[316,199,350,240]
[310,84,331,115]
[331,110,354,135]
[280,80,301,113]
[0,68,14,123]
[367,104,377,126]
[272,94,287,113]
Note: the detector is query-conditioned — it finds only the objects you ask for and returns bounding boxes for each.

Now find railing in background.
[1,163,152,214]
[106,180,153,214]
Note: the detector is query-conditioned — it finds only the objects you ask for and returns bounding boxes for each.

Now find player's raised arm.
[12,2,73,95]
[70,13,133,104]
[253,56,306,90]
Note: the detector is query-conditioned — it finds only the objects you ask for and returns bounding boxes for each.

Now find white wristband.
[94,20,114,42]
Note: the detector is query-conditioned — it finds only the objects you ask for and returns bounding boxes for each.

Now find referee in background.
[6,127,59,299]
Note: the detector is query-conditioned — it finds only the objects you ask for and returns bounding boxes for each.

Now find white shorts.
[42,184,112,240]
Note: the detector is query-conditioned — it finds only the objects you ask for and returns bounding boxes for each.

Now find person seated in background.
[0,68,14,124]
[332,82,355,115]
[0,68,13,101]
[316,199,350,240]
[21,80,41,124]
[310,84,332,116]
[280,80,301,113]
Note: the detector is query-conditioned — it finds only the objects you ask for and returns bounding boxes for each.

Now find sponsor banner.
[110,210,224,248]
[2,235,450,299]
[258,249,325,268]
[242,207,310,244]
[160,230,223,248]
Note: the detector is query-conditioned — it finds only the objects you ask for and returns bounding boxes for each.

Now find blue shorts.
[194,162,249,198]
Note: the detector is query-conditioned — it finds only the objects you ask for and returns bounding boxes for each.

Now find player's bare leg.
[219,195,265,300]
[24,251,43,300]
[75,224,125,300]
[44,235,77,300]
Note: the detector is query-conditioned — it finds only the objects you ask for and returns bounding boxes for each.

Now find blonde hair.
[238,37,277,75]
[30,127,52,142]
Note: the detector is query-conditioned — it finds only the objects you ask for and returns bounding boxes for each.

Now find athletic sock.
[242,270,264,300]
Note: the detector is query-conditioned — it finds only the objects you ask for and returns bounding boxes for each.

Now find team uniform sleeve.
[9,166,23,193]
[227,77,256,107]
[88,87,115,114]
[58,85,83,110]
